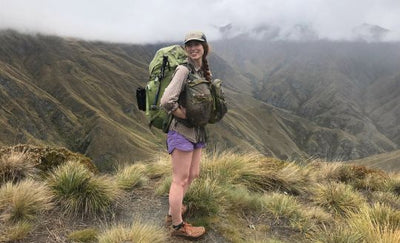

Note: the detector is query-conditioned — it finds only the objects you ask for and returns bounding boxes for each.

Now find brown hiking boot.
[171,222,206,240]
[165,204,188,226]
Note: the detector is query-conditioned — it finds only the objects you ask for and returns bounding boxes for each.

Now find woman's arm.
[160,65,189,119]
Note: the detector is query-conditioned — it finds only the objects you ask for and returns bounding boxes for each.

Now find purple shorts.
[167,131,205,154]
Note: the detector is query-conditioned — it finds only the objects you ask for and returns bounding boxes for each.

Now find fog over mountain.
[1,0,400,43]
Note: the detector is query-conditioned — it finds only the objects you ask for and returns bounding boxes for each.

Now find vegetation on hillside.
[1,145,400,242]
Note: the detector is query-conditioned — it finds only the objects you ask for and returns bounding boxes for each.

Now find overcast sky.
[1,0,400,43]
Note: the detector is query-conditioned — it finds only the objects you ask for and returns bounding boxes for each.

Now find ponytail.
[201,43,211,81]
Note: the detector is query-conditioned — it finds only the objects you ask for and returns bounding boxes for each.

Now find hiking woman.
[160,31,211,239]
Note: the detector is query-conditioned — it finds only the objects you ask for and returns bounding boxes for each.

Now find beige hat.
[184,31,207,44]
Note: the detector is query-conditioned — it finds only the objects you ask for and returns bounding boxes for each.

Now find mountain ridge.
[1,30,399,169]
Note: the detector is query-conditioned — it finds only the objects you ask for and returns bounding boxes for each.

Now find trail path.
[119,182,229,242]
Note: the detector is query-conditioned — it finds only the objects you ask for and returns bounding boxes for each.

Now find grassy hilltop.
[1,145,400,242]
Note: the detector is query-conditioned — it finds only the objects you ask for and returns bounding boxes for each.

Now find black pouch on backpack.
[136,87,146,111]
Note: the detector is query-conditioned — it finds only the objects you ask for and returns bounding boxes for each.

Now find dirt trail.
[119,183,229,243]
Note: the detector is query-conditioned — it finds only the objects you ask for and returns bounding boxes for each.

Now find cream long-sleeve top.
[160,60,207,143]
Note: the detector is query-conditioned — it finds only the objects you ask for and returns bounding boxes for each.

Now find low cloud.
[1,0,399,43]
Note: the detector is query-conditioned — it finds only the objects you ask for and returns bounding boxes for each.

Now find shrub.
[311,182,365,216]
[115,163,148,191]
[47,161,122,217]
[0,150,37,184]
[0,179,53,222]
[98,222,166,243]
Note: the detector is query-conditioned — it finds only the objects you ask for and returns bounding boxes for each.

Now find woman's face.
[185,41,204,62]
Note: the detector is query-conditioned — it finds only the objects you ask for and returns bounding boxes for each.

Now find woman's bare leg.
[183,148,202,196]
[168,149,193,226]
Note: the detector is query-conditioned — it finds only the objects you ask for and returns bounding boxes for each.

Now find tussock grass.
[185,177,227,217]
[0,179,53,223]
[226,185,264,212]
[201,152,271,191]
[0,221,33,242]
[202,152,312,194]
[347,211,400,243]
[311,224,363,243]
[0,150,37,184]
[261,192,302,221]
[387,173,400,195]
[155,176,171,196]
[316,162,390,191]
[115,163,148,191]
[145,155,171,179]
[370,191,400,209]
[311,182,365,216]
[47,161,123,217]
[348,203,400,236]
[98,222,166,243]
[67,228,98,242]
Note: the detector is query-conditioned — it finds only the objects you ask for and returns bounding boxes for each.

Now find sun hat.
[184,31,207,44]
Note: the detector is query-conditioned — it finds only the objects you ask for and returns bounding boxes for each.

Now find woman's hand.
[172,106,187,119]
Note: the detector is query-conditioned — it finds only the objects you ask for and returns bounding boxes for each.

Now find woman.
[160,31,211,239]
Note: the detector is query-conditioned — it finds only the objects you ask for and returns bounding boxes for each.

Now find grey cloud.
[0,0,399,43]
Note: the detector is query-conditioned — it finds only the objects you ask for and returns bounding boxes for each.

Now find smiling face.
[185,40,204,62]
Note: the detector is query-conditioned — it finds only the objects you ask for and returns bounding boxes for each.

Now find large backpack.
[136,45,187,132]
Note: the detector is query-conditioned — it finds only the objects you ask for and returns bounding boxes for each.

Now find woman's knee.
[172,174,190,187]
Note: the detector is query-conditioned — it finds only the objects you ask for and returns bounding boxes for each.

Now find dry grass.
[97,221,167,243]
[347,203,400,240]
[47,161,123,217]
[0,150,37,184]
[0,221,33,242]
[115,163,148,191]
[184,177,227,218]
[2,149,399,243]
[0,179,53,223]
[311,182,366,216]
[67,228,98,242]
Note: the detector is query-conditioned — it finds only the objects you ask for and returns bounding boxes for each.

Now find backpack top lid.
[148,45,187,76]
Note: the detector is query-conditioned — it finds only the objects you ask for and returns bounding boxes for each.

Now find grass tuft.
[185,177,227,217]
[47,161,123,217]
[0,179,53,223]
[0,150,37,184]
[310,224,363,243]
[0,221,33,242]
[67,228,98,242]
[115,163,148,191]
[98,222,166,243]
[311,182,365,216]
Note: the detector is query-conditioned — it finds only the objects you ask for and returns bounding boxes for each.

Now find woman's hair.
[201,42,212,82]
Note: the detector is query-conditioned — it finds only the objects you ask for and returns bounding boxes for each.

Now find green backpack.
[136,45,187,132]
